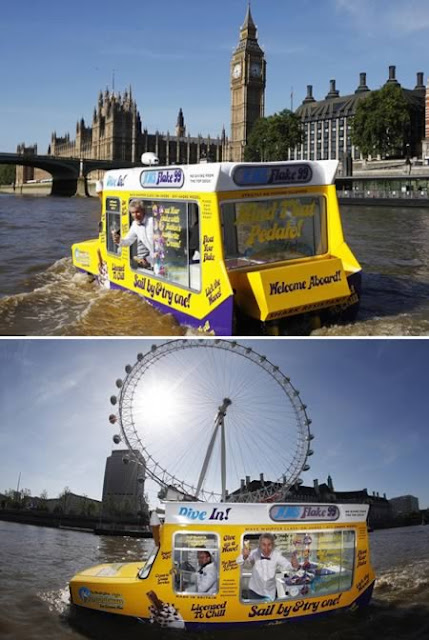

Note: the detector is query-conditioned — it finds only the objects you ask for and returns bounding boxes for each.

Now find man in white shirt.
[236,533,299,601]
[112,199,154,268]
[195,550,217,594]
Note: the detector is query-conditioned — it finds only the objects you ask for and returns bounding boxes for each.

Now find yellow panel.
[245,257,351,321]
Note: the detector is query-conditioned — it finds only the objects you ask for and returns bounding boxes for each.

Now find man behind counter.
[112,199,154,268]
[236,533,299,601]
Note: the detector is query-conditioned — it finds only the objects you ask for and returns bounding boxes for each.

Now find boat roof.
[164,501,368,525]
[103,160,339,194]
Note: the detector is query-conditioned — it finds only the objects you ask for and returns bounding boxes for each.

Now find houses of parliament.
[17,4,426,177]
[18,5,264,178]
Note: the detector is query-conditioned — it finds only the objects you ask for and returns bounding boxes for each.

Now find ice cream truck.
[72,160,361,335]
[69,501,375,630]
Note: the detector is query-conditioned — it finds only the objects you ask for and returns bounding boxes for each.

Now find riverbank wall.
[338,196,429,207]
[0,509,151,537]
[0,180,98,197]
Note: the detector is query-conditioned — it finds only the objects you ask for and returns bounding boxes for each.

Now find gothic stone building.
[48,6,267,167]
[17,6,261,180]
[48,88,227,167]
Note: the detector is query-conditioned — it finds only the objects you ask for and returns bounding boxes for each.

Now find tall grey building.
[389,495,420,516]
[102,449,146,518]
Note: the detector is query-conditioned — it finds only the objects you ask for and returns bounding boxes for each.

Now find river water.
[0,521,428,640]
[1,195,429,336]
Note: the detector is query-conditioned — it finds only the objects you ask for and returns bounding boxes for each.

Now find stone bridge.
[0,152,142,196]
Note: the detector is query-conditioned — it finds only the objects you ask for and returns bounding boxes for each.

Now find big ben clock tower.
[230,3,266,162]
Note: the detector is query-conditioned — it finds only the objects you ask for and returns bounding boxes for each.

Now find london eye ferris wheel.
[108,339,314,503]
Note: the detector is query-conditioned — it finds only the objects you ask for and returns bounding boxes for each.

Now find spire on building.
[176,108,186,137]
[241,2,256,37]
[235,2,262,54]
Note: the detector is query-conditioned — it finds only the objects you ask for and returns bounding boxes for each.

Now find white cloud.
[335,0,367,17]
[387,1,429,34]
[334,0,429,35]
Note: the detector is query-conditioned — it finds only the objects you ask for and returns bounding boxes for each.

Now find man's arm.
[276,551,295,572]
[145,217,154,256]
[236,548,257,566]
[116,224,138,248]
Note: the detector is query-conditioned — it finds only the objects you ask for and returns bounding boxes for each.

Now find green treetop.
[244,109,303,162]
[352,83,411,159]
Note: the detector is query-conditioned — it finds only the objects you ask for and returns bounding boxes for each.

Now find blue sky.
[1,0,429,153]
[1,339,428,509]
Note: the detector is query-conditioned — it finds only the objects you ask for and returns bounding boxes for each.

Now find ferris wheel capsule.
[113,434,121,444]
[122,455,130,464]
[137,353,144,361]
[110,395,117,405]
[109,414,117,424]
[116,379,123,388]
[125,365,132,374]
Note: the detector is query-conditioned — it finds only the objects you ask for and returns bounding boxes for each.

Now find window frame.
[220,193,329,270]
[105,197,122,257]
[172,530,220,596]
[127,197,202,293]
[138,543,159,580]
[238,528,356,605]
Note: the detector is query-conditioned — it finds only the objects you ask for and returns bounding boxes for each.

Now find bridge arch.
[0,153,143,196]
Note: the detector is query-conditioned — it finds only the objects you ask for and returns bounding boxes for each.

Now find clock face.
[233,63,242,79]
[250,62,261,78]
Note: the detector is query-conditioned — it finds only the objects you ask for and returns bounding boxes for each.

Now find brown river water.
[1,195,429,336]
[0,521,428,640]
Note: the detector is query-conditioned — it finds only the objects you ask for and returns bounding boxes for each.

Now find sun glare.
[132,376,183,434]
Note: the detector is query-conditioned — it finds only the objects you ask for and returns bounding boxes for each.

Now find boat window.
[105,197,121,256]
[173,532,219,595]
[238,530,355,603]
[128,199,201,292]
[138,543,159,580]
[221,195,327,269]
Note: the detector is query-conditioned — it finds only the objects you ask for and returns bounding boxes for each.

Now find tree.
[244,109,303,161]
[0,165,15,185]
[38,489,49,511]
[3,489,22,508]
[20,488,31,507]
[58,486,71,514]
[352,83,411,158]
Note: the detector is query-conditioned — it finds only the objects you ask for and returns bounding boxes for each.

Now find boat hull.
[70,577,375,630]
